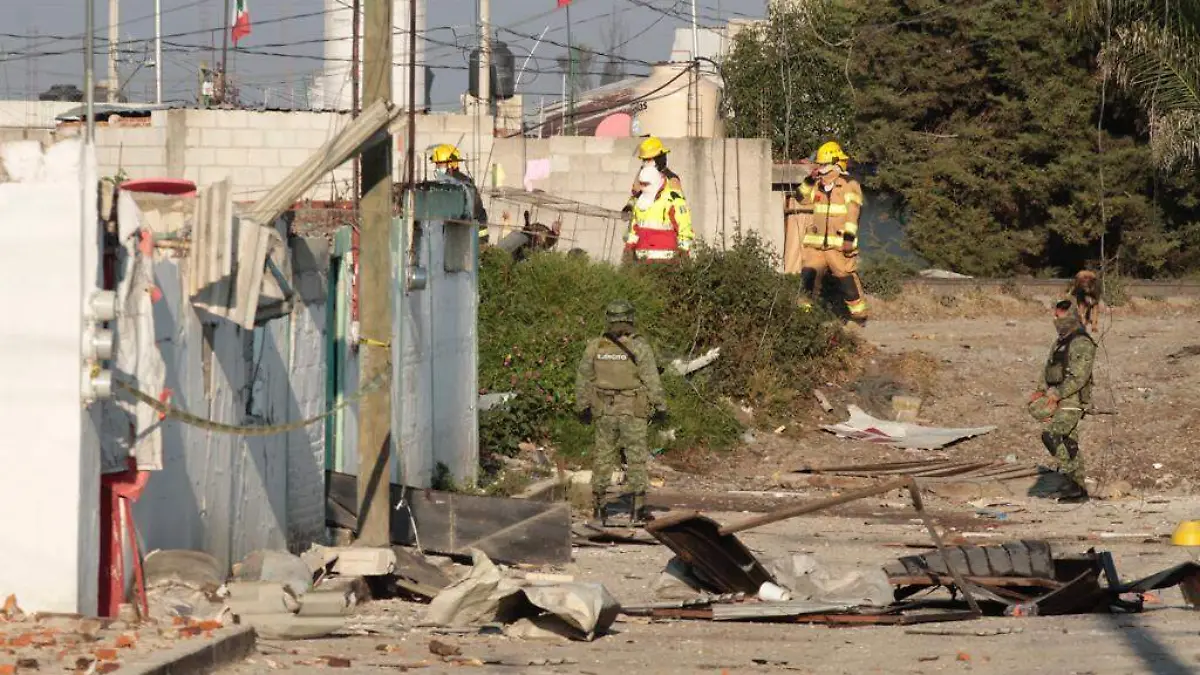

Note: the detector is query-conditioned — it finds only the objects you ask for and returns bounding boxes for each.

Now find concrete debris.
[226,582,302,616]
[422,550,619,641]
[768,554,894,607]
[478,392,517,412]
[144,550,223,592]
[821,405,996,449]
[329,548,397,577]
[232,550,314,596]
[670,347,720,376]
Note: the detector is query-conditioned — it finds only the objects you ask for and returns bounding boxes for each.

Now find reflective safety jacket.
[797,176,863,251]
[626,187,694,261]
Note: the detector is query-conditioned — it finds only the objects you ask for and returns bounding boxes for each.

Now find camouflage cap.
[605,299,636,323]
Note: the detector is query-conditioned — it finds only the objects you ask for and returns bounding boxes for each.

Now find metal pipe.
[407,0,417,190]
[154,0,162,104]
[719,477,910,536]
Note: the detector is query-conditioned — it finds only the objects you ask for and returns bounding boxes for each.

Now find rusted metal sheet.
[644,511,775,595]
[887,574,1061,590]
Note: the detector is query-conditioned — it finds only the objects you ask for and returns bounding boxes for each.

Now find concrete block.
[216,147,250,167]
[600,154,635,174]
[328,547,397,577]
[232,129,265,148]
[184,109,221,129]
[197,166,232,187]
[239,614,347,640]
[184,126,205,148]
[296,588,355,617]
[122,146,167,167]
[201,128,233,148]
[583,136,615,155]
[549,154,571,173]
[277,147,312,167]
[232,166,264,190]
[248,148,281,168]
[226,581,301,616]
[188,147,216,167]
[216,109,250,129]
[549,136,587,156]
[260,167,294,188]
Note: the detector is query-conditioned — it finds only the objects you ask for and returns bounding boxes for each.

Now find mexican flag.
[231,0,251,45]
[557,0,570,6]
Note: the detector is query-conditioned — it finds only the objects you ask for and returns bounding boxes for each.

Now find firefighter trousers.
[798,247,868,319]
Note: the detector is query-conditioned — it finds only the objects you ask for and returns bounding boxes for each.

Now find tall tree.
[1071,0,1200,168]
[555,44,595,99]
[722,2,856,161]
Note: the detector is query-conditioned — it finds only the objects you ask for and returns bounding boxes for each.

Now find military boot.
[591,498,608,526]
[629,493,649,526]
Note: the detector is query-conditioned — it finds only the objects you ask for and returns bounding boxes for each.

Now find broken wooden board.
[326,471,572,565]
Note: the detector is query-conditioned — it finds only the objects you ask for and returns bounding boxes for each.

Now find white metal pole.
[107,0,119,102]
[154,0,162,104]
[86,0,95,141]
[690,0,699,136]
[479,0,490,106]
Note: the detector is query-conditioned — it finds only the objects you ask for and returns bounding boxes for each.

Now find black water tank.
[469,40,516,100]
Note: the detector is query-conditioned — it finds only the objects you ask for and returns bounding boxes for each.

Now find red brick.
[8,635,31,648]
[96,663,120,674]
[113,635,135,649]
[193,621,222,631]
[93,648,118,662]
[0,663,15,675]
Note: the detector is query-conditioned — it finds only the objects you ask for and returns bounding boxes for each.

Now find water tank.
[469,40,516,100]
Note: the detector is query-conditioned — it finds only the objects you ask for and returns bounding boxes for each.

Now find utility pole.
[479,0,490,129]
[154,0,162,104]
[355,0,394,548]
[565,3,574,135]
[86,0,95,141]
[689,0,699,136]
[351,0,361,212]
[107,0,119,103]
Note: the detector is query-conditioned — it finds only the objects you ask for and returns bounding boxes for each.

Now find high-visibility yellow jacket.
[625,169,683,212]
[797,176,863,251]
[625,187,694,261]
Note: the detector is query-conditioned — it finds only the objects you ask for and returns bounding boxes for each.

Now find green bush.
[477,235,854,478]
[860,252,919,300]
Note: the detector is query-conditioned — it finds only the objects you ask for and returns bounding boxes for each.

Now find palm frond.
[1103,22,1200,112]
[1149,109,1200,166]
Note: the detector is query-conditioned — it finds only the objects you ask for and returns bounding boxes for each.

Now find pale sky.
[0,0,767,109]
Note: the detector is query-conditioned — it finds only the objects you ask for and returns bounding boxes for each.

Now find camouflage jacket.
[574,334,666,417]
[1040,331,1096,405]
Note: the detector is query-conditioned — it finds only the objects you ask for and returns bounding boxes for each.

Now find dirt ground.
[219,296,1200,675]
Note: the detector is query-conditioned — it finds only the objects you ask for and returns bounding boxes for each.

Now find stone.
[238,614,346,640]
[328,548,396,577]
[226,582,301,616]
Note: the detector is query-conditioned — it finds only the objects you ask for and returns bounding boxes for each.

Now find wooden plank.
[325,471,572,565]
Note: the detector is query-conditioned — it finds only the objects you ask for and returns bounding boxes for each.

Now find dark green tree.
[722,3,857,161]
[722,0,1200,277]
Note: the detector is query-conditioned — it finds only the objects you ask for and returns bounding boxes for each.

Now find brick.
[113,634,135,649]
[96,663,120,674]
[184,109,220,129]
[584,137,615,155]
[263,130,296,150]
[200,128,233,147]
[0,663,14,675]
[93,648,118,662]
[549,154,571,173]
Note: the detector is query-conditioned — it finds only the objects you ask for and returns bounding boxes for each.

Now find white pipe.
[154,0,162,104]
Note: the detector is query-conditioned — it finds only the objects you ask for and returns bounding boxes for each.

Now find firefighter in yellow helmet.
[622,137,684,216]
[794,141,868,325]
[625,161,694,263]
[429,143,490,245]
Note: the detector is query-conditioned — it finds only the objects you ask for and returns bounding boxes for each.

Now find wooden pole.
[355,0,394,548]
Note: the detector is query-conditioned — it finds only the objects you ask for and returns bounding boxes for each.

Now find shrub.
[477,235,854,481]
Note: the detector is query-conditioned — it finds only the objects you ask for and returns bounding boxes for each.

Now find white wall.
[0,139,101,613]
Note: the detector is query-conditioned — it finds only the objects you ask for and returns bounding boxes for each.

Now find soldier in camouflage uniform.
[1030,299,1097,502]
[574,300,667,524]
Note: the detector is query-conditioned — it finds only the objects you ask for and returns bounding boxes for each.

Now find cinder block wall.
[88,109,498,203]
[483,136,780,265]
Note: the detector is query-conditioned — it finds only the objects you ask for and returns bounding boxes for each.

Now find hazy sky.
[0,0,767,108]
